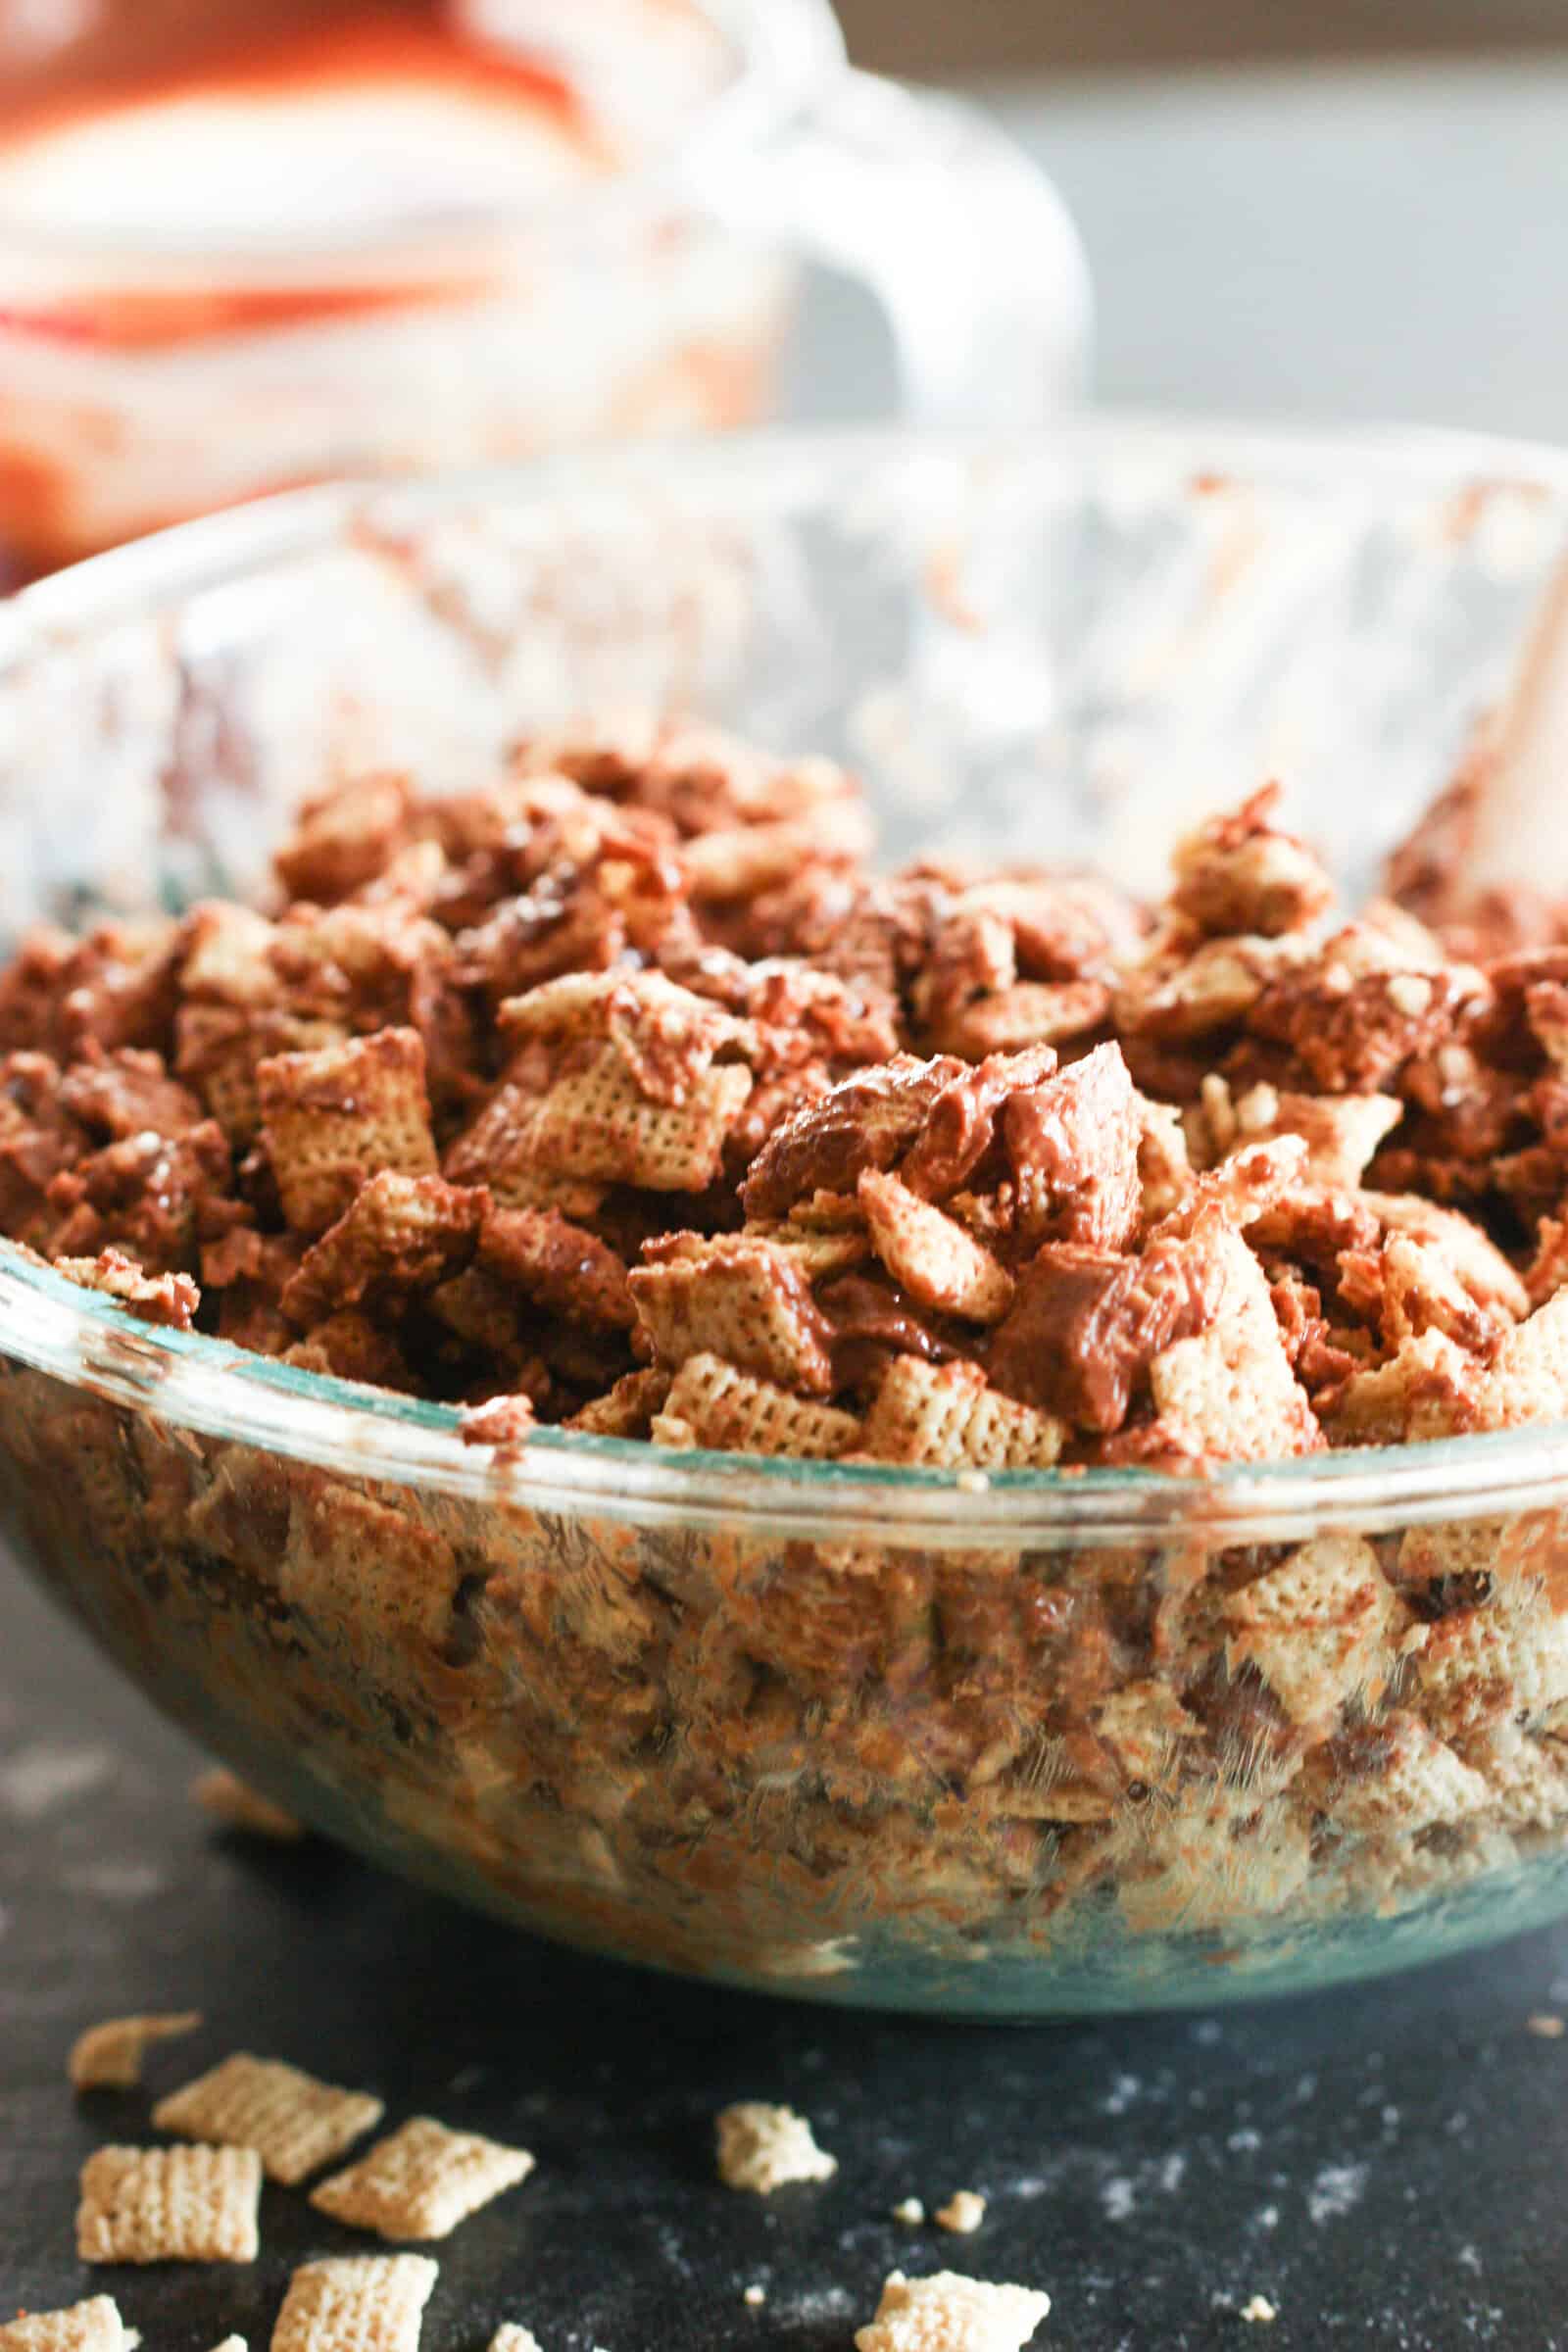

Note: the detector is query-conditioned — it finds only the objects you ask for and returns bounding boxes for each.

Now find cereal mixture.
[2,723,1565,1481]
[12,720,1568,1983]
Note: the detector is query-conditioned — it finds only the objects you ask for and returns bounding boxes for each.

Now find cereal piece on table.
[858,1357,1064,1470]
[892,2197,926,2226]
[1240,2294,1278,2324]
[630,1234,835,1394]
[714,2102,837,2193]
[936,2191,987,2235]
[487,2330,543,2352]
[153,2054,383,2184]
[192,1769,304,1842]
[209,2339,247,2352]
[1528,2013,1566,2038]
[70,2010,202,2090]
[651,1353,860,1459]
[309,2116,534,2241]
[857,1169,1013,1323]
[270,2256,438,2352]
[0,2299,127,2352]
[76,2142,262,2264]
[258,1028,437,1236]
[855,2270,1051,2352]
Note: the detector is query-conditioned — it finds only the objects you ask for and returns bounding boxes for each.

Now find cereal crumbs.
[856,2270,1052,2352]
[936,2190,987,2235]
[715,2101,838,2193]
[1240,2294,1279,2324]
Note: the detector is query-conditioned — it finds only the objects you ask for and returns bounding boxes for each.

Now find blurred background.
[3,0,1568,583]
[843,0,1568,73]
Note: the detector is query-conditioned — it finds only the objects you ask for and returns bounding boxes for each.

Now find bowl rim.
[10,410,1568,1547]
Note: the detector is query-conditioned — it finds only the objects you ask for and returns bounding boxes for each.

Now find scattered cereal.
[76,2142,262,2264]
[153,2054,383,2184]
[310,2116,534,2240]
[855,2270,1051,2352]
[488,2330,542,2352]
[1528,2013,1566,2038]
[936,2190,987,2234]
[191,1770,304,1842]
[715,2102,838,2193]
[1240,2295,1278,2324]
[270,2255,437,2352]
[892,2196,926,2226]
[70,2011,202,2090]
[743,2287,766,2308]
[0,2299,127,2352]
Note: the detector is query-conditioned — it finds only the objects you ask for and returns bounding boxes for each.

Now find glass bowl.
[7,418,1568,2017]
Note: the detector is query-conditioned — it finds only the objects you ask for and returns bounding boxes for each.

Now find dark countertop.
[5,1558,1567,2351]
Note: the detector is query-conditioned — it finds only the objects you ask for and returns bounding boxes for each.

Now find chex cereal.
[0,2301,128,2352]
[715,2102,837,2193]
[75,2143,262,2264]
[855,2271,1051,2352]
[270,2257,438,2352]
[153,2054,382,2185]
[309,2116,534,2241]
[24,710,1568,1967]
[69,2010,202,2090]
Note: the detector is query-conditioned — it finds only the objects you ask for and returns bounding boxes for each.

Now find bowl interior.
[3,415,1568,1540]
[6,419,1565,938]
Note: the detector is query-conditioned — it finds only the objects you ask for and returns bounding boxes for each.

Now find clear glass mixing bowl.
[6,418,1568,2015]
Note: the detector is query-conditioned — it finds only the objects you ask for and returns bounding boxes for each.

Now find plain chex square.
[310,2116,534,2241]
[0,2300,128,2352]
[76,2143,262,2263]
[153,2054,383,2184]
[270,2255,438,2352]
